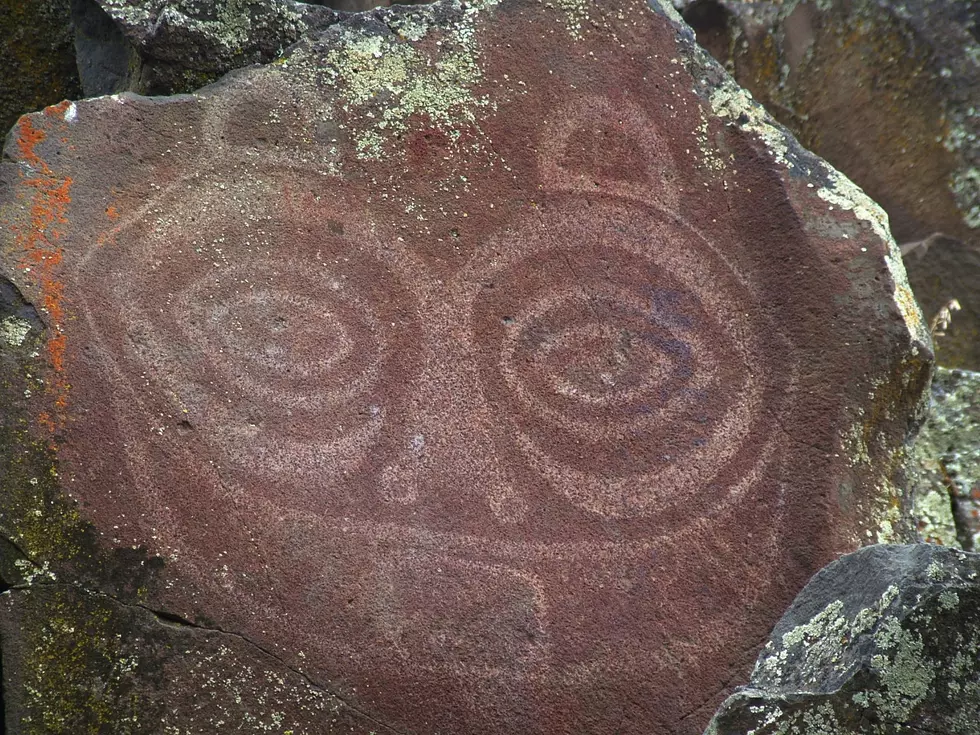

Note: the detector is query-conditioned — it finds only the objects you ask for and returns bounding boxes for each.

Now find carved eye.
[85,174,423,489]
[467,196,787,519]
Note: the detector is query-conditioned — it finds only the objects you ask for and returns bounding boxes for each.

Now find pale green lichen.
[950,166,980,229]
[938,589,960,610]
[1,315,33,346]
[913,483,959,547]
[303,1,498,161]
[552,0,591,39]
[868,617,933,721]
[912,367,980,550]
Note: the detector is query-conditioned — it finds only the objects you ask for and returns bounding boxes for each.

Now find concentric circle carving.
[465,195,784,518]
[78,174,422,493]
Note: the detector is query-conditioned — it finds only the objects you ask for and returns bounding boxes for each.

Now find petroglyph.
[0,2,931,733]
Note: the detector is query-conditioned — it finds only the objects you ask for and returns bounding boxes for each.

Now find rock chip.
[0,1,932,733]
[913,367,980,550]
[704,543,980,735]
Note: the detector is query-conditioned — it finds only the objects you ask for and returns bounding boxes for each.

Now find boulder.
[72,0,343,95]
[0,0,81,135]
[912,367,980,550]
[0,1,932,733]
[704,543,980,735]
[678,0,980,363]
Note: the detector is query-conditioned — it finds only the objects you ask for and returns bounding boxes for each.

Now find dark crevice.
[682,0,735,66]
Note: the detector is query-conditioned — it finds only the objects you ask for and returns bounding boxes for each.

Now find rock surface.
[680,0,980,362]
[0,1,932,733]
[901,233,980,369]
[74,0,343,95]
[704,543,980,735]
[0,0,81,135]
[913,367,980,550]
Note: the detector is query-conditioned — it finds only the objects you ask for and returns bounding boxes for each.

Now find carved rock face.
[0,1,931,733]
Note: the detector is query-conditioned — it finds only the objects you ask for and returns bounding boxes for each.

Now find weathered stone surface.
[913,367,980,550]
[681,0,980,327]
[0,0,82,135]
[704,543,980,735]
[0,582,385,733]
[901,233,980,369]
[74,0,343,95]
[0,1,932,733]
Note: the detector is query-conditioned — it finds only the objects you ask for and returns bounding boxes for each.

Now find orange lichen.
[105,205,120,221]
[12,112,73,431]
[43,100,71,118]
[16,119,48,173]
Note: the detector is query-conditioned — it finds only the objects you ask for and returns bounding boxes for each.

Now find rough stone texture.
[901,233,980,370]
[74,0,344,95]
[912,367,980,551]
[0,1,932,733]
[0,582,386,734]
[329,1,437,11]
[0,0,82,136]
[678,0,980,365]
[704,543,980,735]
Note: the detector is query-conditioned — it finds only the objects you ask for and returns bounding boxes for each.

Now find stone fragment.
[913,367,980,550]
[704,543,980,735]
[0,1,932,733]
[0,0,81,135]
[681,0,980,330]
[73,0,343,95]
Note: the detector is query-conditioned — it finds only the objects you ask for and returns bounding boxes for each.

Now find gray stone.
[0,0,81,135]
[705,543,980,735]
[73,0,343,95]
[913,367,980,550]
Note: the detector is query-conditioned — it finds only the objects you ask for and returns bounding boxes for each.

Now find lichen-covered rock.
[73,0,343,95]
[0,0,82,135]
[704,544,980,735]
[913,367,980,550]
[679,0,980,361]
[0,582,382,734]
[0,1,932,733]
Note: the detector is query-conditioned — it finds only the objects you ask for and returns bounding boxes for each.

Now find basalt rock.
[913,367,980,550]
[73,0,343,95]
[704,543,980,735]
[901,233,980,369]
[680,0,980,337]
[0,1,932,733]
[0,0,82,135]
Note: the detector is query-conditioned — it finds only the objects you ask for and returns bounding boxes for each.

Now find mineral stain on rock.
[0,1,932,733]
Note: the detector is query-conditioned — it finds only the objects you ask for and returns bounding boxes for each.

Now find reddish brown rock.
[679,0,980,366]
[0,1,932,733]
